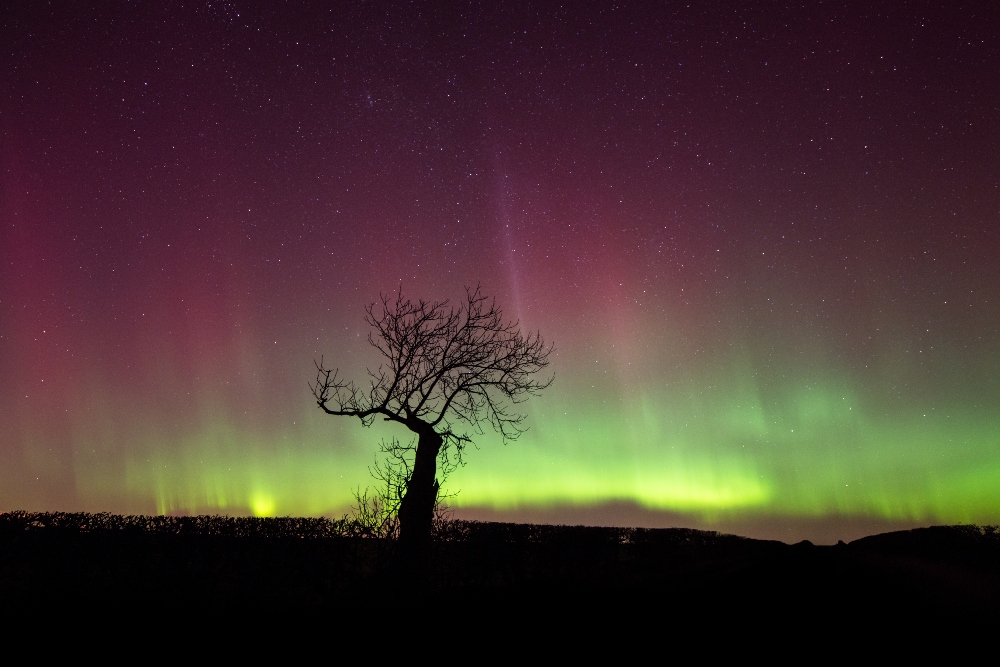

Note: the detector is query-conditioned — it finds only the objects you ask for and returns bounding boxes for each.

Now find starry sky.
[3,1,999,542]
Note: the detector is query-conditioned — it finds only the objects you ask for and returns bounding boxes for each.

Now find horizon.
[0,505,959,546]
[3,1,999,543]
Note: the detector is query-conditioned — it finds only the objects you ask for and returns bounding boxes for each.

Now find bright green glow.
[249,492,276,518]
[451,450,771,512]
[442,398,773,517]
[443,368,1000,525]
[64,355,1000,529]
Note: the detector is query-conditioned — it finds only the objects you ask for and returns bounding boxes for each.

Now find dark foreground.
[2,512,998,627]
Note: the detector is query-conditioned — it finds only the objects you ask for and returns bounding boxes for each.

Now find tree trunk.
[396,424,441,572]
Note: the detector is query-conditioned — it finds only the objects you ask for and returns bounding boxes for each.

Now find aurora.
[3,1,998,544]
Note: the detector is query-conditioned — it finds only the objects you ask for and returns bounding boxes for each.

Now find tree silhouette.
[311,286,553,565]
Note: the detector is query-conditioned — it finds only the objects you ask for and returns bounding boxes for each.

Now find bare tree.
[311,286,553,560]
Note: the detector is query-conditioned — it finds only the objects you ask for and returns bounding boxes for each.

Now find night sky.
[3,1,999,542]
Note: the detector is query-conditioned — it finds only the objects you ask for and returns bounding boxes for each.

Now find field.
[3,512,998,627]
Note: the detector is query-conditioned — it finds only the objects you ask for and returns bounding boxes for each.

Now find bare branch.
[312,285,553,544]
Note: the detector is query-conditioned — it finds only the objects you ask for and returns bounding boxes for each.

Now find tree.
[311,286,553,563]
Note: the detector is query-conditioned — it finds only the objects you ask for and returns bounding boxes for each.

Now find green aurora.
[64,348,999,535]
